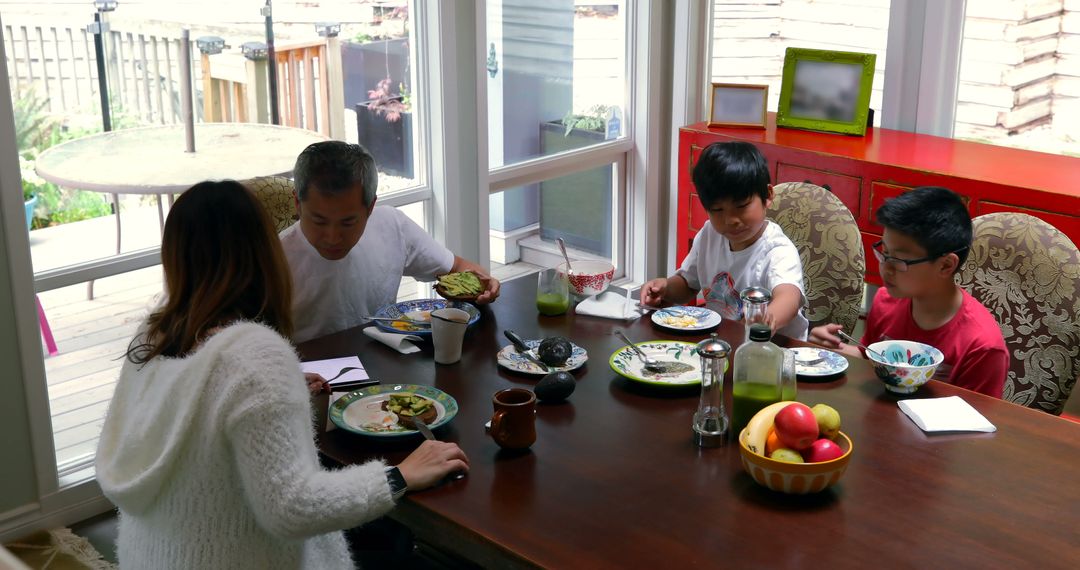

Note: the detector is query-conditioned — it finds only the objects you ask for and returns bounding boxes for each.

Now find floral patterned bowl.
[867,340,944,394]
[557,260,614,297]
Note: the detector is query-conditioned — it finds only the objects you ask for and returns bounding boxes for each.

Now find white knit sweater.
[96,321,395,569]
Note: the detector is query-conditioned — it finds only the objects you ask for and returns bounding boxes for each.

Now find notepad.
[300,356,369,386]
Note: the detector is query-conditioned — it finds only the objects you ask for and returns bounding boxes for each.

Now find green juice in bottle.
[731,324,785,437]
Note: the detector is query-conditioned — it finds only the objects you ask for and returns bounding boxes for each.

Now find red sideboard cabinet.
[677,114,1080,286]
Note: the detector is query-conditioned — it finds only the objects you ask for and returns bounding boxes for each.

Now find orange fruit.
[765,427,782,456]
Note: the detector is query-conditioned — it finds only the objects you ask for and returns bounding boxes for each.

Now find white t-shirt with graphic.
[676,220,808,340]
[280,206,455,343]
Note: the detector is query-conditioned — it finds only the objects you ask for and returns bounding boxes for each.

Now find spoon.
[556,237,573,273]
[614,330,665,372]
[836,329,887,362]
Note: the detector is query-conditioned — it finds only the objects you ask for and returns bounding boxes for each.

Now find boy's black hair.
[691,141,771,207]
[875,186,972,269]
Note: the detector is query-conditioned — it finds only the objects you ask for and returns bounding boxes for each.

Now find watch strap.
[385,466,408,500]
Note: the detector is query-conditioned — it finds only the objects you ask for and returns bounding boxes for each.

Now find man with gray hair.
[280,141,499,342]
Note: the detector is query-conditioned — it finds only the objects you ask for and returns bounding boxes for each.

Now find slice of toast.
[382,395,438,429]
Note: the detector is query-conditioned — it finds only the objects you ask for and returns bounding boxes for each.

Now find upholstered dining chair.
[243,176,298,232]
[956,212,1080,416]
[766,182,865,333]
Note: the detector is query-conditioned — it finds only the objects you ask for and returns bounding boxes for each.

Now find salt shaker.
[740,286,771,340]
[693,334,731,447]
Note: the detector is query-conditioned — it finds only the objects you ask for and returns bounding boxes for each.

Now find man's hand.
[473,271,500,305]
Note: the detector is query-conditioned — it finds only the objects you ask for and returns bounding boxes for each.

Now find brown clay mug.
[490,388,537,450]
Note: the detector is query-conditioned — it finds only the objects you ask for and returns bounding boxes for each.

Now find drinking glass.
[536,268,570,316]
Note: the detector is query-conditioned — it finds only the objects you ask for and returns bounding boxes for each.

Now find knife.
[413,416,436,440]
[503,329,550,372]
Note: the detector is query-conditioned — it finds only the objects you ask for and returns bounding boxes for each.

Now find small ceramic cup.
[490,388,537,450]
[431,307,470,364]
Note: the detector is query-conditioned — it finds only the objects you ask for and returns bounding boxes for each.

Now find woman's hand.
[304,372,330,396]
[396,440,470,492]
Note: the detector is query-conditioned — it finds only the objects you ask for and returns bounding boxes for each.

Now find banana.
[745,401,798,456]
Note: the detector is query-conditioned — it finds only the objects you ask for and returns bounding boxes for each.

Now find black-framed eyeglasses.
[872,240,966,273]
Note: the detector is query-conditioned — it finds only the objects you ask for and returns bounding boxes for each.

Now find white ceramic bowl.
[867,340,944,394]
[557,260,615,297]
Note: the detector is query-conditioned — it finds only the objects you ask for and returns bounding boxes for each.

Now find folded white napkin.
[363,327,422,354]
[898,396,997,433]
[575,291,644,321]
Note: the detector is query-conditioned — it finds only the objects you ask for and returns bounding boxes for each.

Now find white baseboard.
[0,494,114,544]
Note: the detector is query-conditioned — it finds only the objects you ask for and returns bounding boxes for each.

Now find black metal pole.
[264,0,280,125]
[93,12,112,132]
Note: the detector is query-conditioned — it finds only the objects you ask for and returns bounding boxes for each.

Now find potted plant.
[355,77,414,178]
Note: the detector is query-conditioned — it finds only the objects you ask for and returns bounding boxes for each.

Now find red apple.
[803,438,844,463]
[773,403,818,451]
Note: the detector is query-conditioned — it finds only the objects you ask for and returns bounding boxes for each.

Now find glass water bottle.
[731,324,784,437]
[692,334,731,447]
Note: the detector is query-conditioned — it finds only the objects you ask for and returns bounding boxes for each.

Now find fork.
[326,366,365,382]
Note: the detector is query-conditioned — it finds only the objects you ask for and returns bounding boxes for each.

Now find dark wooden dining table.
[298,277,1080,569]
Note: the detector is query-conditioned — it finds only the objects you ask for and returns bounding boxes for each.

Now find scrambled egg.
[660,314,699,328]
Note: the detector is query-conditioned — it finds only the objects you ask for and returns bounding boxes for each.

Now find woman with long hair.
[96,180,468,569]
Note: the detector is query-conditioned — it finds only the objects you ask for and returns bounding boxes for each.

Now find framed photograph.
[707,83,768,128]
[776,47,877,136]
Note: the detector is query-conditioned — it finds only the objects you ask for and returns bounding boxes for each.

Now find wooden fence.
[4,16,342,138]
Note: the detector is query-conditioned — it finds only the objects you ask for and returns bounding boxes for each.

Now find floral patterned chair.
[242,176,298,232]
[766,182,865,333]
[956,213,1080,415]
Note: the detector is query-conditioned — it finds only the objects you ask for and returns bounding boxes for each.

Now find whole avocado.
[537,336,573,366]
[535,371,575,402]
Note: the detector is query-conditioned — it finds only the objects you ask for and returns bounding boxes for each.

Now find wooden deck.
[38,251,540,468]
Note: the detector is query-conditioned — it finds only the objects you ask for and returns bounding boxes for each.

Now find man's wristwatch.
[385,466,408,500]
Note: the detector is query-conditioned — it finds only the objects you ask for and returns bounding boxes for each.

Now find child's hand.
[639,278,668,307]
[809,324,845,349]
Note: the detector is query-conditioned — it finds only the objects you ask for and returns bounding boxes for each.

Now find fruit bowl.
[866,340,944,394]
[557,260,615,297]
[737,428,853,494]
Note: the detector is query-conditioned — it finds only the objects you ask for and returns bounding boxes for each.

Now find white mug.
[431,308,470,364]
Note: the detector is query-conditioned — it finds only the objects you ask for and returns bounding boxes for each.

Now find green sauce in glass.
[536,292,570,316]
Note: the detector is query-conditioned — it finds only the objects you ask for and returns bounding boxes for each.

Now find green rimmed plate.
[609,340,702,386]
[329,384,459,437]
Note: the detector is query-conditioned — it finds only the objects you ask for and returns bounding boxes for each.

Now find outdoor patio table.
[298,277,1080,569]
[34,122,325,298]
[34,122,326,252]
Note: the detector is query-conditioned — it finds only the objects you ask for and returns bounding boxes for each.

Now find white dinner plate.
[650,306,722,331]
[790,347,849,378]
[496,339,588,375]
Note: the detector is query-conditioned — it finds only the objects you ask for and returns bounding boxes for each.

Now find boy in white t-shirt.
[280,141,500,343]
[640,141,808,339]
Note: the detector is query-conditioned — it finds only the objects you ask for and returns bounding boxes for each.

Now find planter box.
[24,195,36,231]
[538,120,612,257]
[356,99,414,178]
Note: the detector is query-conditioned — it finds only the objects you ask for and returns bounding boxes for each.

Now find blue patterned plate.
[372,298,481,336]
[790,347,849,378]
[329,384,459,437]
[609,340,702,386]
[496,339,588,375]
[650,306,721,331]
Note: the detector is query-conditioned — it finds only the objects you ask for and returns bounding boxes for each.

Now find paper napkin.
[363,327,422,354]
[575,290,644,321]
[898,396,997,433]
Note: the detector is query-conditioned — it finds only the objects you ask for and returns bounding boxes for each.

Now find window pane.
[490,164,616,271]
[954,3,1076,155]
[709,0,891,125]
[486,1,627,168]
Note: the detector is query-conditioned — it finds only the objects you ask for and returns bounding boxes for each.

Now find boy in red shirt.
[810,186,1008,397]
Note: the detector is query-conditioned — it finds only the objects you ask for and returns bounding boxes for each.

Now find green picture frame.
[776,47,877,136]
